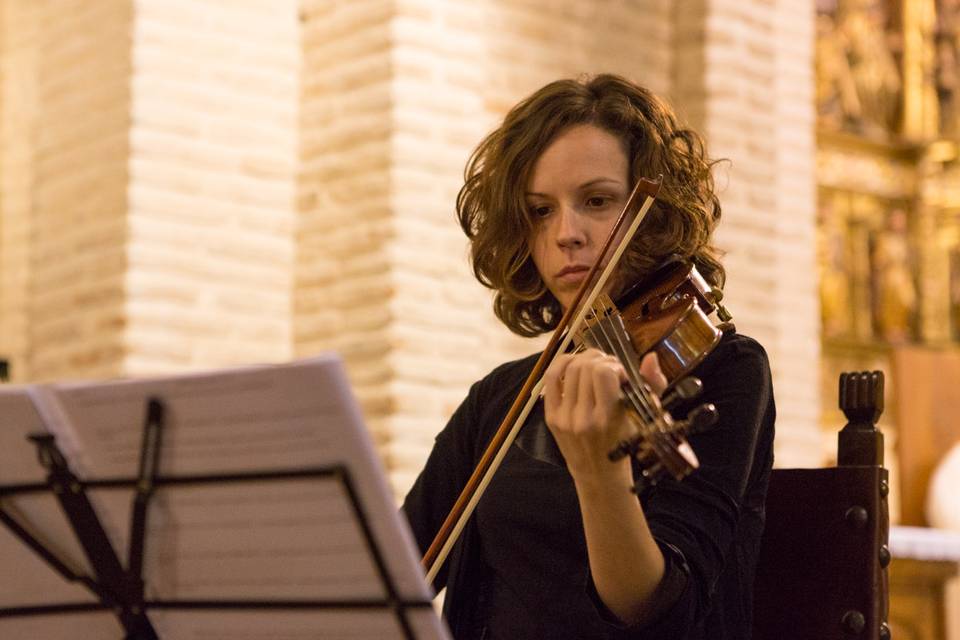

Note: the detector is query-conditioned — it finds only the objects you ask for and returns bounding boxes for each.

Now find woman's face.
[526,124,630,311]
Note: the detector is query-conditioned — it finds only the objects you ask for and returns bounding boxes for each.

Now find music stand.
[0,357,449,639]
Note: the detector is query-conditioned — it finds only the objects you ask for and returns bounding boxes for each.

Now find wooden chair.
[752,371,891,640]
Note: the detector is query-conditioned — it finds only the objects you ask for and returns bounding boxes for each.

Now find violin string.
[571,289,685,479]
[583,307,678,473]
[619,381,679,475]
[583,302,635,384]
[587,300,681,473]
[602,307,647,395]
[584,310,664,459]
[591,327,678,474]
[604,310,657,414]
[588,308,655,429]
[590,301,657,422]
[594,304,666,417]
[580,305,651,424]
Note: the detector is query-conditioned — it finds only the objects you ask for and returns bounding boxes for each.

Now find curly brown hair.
[456,74,725,337]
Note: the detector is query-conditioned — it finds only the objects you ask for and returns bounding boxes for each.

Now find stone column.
[126,0,299,373]
[673,0,822,465]
[294,0,396,456]
[0,0,300,381]
[1,0,132,382]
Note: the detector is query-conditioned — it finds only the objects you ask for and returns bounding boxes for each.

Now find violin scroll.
[608,401,717,493]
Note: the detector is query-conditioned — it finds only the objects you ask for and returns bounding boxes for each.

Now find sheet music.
[0,493,100,609]
[0,612,122,640]
[0,356,449,639]
[140,479,384,600]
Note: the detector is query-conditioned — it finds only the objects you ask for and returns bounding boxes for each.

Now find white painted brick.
[2,0,825,497]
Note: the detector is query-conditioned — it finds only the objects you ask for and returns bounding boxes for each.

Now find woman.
[402,74,775,640]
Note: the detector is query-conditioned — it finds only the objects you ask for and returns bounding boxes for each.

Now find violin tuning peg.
[710,287,733,322]
[662,377,703,411]
[685,403,718,435]
[675,376,703,400]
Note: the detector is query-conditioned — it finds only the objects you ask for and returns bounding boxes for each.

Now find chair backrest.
[752,371,891,640]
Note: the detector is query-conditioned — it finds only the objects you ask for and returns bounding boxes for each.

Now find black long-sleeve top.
[402,331,775,639]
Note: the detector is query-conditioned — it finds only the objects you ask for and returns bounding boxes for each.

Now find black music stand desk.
[0,357,449,640]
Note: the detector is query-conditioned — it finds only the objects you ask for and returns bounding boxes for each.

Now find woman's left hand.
[542,349,667,483]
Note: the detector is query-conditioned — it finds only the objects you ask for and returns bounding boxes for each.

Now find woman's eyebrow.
[525,177,624,198]
[577,177,624,189]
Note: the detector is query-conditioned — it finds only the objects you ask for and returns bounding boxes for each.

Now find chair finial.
[838,371,885,466]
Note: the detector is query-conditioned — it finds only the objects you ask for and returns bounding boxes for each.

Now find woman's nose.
[555,206,586,248]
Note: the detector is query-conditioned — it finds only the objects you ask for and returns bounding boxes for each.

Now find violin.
[422,176,730,582]
[578,257,729,487]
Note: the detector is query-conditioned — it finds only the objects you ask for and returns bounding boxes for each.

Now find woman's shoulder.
[699,330,771,377]
[438,351,542,455]
[481,351,542,385]
[467,351,542,409]
[687,330,775,420]
[717,330,768,356]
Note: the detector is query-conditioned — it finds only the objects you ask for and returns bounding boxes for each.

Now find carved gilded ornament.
[817,146,917,197]
[817,0,905,140]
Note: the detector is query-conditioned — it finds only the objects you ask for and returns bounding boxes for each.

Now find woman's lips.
[555,265,590,284]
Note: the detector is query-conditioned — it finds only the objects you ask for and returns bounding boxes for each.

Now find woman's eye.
[530,204,552,217]
[586,196,610,208]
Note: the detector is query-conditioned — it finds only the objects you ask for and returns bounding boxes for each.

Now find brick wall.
[295,0,395,452]
[771,1,821,465]
[0,0,39,382]
[0,0,299,382]
[0,0,822,492]
[1,0,133,382]
[125,0,299,373]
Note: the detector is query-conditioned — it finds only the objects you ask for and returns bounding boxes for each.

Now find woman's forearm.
[573,462,666,626]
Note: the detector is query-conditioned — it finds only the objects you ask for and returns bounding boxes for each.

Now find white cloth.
[927,442,960,532]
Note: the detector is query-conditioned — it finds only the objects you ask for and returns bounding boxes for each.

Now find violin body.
[615,258,727,386]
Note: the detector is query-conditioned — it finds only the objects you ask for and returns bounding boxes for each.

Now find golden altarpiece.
[817,1,960,638]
